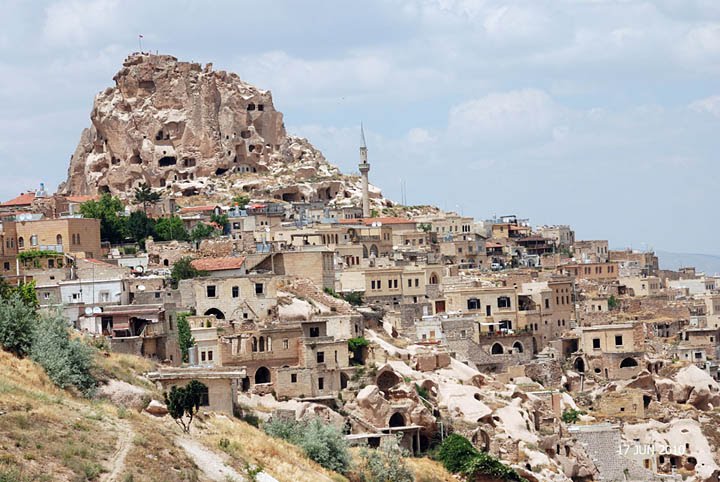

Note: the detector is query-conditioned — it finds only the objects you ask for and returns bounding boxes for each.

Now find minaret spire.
[358,123,371,217]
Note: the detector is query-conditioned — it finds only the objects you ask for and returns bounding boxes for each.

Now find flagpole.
[138,35,143,52]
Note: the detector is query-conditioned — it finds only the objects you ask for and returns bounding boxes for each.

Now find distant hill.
[657,251,720,276]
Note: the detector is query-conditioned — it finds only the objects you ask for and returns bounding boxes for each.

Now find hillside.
[0,347,452,482]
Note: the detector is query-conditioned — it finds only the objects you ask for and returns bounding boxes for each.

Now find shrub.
[357,436,413,482]
[0,294,36,357]
[343,291,364,306]
[561,408,584,424]
[608,295,619,310]
[348,336,369,363]
[436,433,479,473]
[164,380,207,433]
[171,257,202,286]
[462,452,527,482]
[264,418,350,473]
[30,312,97,396]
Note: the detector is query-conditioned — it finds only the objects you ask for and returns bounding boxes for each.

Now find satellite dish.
[84,307,93,316]
[92,306,102,314]
[137,285,146,291]
[135,266,145,273]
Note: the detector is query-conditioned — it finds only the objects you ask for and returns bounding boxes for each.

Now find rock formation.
[60,53,386,209]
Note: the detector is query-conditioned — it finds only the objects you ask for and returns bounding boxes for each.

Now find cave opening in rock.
[158,156,177,167]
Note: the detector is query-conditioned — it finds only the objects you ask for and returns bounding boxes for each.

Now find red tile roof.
[191,257,246,272]
[339,217,415,226]
[1,192,35,207]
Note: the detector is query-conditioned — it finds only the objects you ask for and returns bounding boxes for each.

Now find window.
[206,285,217,298]
[545,299,550,309]
[291,374,297,383]
[232,286,239,298]
[198,385,209,406]
[371,280,376,290]
[201,351,206,362]
[615,335,623,346]
[309,327,320,337]
[48,259,54,268]
[415,279,419,287]
[18,237,24,248]
[3,262,10,271]
[316,352,325,363]
[255,283,264,295]
[592,338,601,349]
[208,351,213,361]
[318,377,324,390]
[283,339,289,349]
[408,279,412,288]
[467,298,480,310]
[30,235,38,246]
[498,296,511,309]
[460,330,467,338]
[43,292,50,300]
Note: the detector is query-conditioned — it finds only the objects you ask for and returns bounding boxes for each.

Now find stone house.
[558,261,619,282]
[572,240,609,263]
[620,275,662,297]
[148,367,247,416]
[2,216,102,260]
[577,323,644,380]
[179,274,278,322]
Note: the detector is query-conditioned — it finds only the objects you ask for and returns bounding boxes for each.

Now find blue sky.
[1,0,719,255]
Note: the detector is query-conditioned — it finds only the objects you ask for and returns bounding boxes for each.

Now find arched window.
[267,336,272,352]
[573,357,585,373]
[259,336,265,352]
[513,341,524,353]
[491,343,504,355]
[56,234,62,245]
[429,273,439,285]
[254,366,271,384]
[18,237,24,248]
[389,412,405,428]
[30,235,38,247]
[252,337,258,352]
[620,357,638,368]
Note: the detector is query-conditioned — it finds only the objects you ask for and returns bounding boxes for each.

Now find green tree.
[232,194,250,209]
[164,379,207,433]
[126,210,156,244]
[342,291,364,306]
[0,279,39,309]
[170,257,205,289]
[561,408,584,424]
[190,222,217,242]
[80,194,127,243]
[462,452,527,482]
[436,433,479,473]
[210,213,229,234]
[608,295,619,310]
[348,337,369,364]
[0,293,37,357]
[31,311,97,396]
[419,223,432,233]
[155,216,188,241]
[133,182,161,213]
[177,312,195,363]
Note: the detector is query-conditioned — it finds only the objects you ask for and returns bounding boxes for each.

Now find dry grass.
[115,412,200,482]
[94,351,158,390]
[0,350,199,481]
[0,350,117,481]
[201,414,348,482]
[405,456,456,482]
[346,447,454,482]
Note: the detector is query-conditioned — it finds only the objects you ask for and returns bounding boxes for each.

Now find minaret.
[359,124,371,218]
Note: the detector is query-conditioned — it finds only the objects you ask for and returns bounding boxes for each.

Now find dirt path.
[102,419,133,482]
[177,436,278,482]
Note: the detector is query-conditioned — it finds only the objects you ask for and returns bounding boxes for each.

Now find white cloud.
[689,95,720,117]
[43,0,120,47]
[448,89,559,143]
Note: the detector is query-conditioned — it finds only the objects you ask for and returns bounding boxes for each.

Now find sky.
[1,0,719,255]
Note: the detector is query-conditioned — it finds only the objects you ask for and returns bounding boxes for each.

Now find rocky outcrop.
[60,53,386,209]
